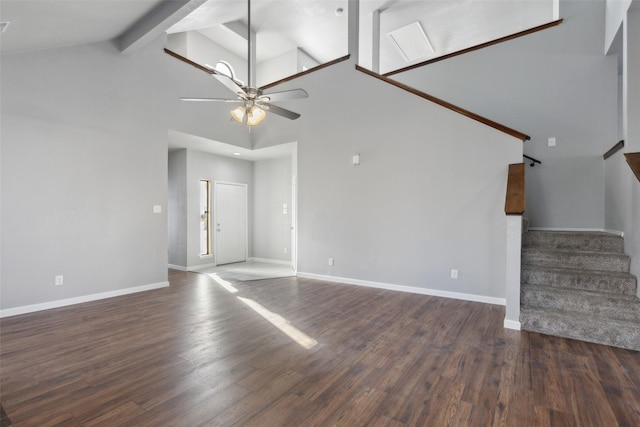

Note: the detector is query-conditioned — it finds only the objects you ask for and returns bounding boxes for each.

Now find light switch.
[283,203,288,214]
[153,205,162,214]
[548,137,556,147]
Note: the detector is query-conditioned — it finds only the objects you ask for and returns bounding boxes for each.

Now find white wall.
[0,36,251,311]
[257,49,297,87]
[297,49,320,73]
[253,60,522,299]
[166,31,248,85]
[187,31,248,84]
[605,0,633,52]
[392,0,618,229]
[253,157,292,262]
[257,48,322,86]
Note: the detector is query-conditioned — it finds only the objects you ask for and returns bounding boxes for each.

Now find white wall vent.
[386,21,434,62]
[0,22,10,33]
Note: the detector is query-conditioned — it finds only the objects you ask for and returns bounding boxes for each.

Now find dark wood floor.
[1,270,639,426]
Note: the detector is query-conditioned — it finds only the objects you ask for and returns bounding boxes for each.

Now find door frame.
[213,181,248,266]
[291,144,298,272]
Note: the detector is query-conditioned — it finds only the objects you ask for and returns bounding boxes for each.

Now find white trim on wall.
[249,257,292,266]
[296,272,506,306]
[187,263,217,272]
[528,227,624,237]
[168,264,188,271]
[0,281,170,318]
[503,319,522,330]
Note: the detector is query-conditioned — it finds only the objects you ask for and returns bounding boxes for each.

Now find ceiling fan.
[180,0,308,126]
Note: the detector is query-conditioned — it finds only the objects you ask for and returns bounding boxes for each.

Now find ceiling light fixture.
[230,102,266,126]
[180,0,308,126]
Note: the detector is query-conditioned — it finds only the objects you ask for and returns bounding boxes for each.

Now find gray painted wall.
[168,149,188,267]
[0,41,173,309]
[253,60,522,299]
[168,151,292,268]
[0,36,250,310]
[253,157,293,262]
[606,5,640,289]
[185,150,254,269]
[392,0,618,229]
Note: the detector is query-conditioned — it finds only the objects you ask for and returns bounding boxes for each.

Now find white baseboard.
[528,227,624,237]
[168,264,187,271]
[603,229,625,237]
[0,281,170,318]
[249,257,292,266]
[503,319,521,330]
[296,272,506,306]
[188,263,217,272]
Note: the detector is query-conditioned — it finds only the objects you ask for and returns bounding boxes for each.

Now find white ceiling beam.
[117,0,207,55]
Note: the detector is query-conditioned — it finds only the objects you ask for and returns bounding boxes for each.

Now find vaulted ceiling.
[2,0,555,74]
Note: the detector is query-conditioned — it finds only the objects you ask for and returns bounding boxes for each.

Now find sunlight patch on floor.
[237,297,318,350]
[209,273,239,293]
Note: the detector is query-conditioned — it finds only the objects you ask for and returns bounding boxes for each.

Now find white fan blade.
[181,97,243,102]
[260,103,301,120]
[213,73,248,98]
[259,88,308,103]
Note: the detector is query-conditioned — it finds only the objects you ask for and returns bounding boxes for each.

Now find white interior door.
[215,182,247,265]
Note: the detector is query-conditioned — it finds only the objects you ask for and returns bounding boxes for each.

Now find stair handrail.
[505,163,526,215]
[524,154,541,167]
[603,140,625,160]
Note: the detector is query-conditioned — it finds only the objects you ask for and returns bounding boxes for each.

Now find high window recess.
[199,180,211,257]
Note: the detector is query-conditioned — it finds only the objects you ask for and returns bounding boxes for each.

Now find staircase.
[520,230,640,351]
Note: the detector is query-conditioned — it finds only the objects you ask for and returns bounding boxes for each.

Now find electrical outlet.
[328,258,334,266]
[284,247,288,254]
[548,137,556,147]
[55,275,64,286]
[450,269,458,279]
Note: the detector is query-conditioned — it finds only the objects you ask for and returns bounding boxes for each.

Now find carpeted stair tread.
[523,230,624,253]
[521,284,640,322]
[521,248,630,273]
[520,307,640,351]
[521,264,637,295]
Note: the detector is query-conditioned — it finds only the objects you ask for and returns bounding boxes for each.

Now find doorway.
[214,182,248,265]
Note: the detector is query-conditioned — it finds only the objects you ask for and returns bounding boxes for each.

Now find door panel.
[215,182,247,265]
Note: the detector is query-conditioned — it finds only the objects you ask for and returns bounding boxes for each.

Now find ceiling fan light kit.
[180,0,307,127]
[231,104,266,126]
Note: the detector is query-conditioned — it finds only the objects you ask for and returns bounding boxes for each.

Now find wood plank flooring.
[1,270,639,426]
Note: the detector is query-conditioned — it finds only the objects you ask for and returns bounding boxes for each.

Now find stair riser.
[523,232,624,253]
[521,288,640,322]
[521,269,637,295]
[522,251,630,273]
[520,312,640,351]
